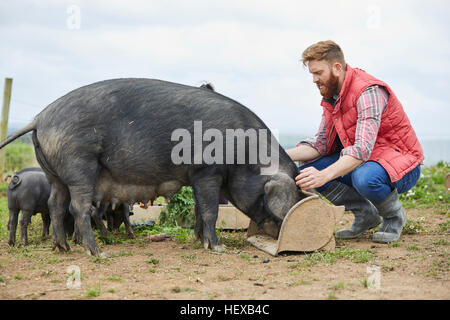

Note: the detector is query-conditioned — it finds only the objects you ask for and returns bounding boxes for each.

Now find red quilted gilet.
[321,65,424,182]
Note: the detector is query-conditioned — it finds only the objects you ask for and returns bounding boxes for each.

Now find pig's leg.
[41,212,51,238]
[63,211,75,238]
[104,205,114,232]
[194,204,203,242]
[106,213,114,232]
[7,208,19,246]
[69,186,106,257]
[191,172,223,251]
[91,205,109,238]
[48,180,71,252]
[69,204,82,244]
[19,209,33,246]
[122,204,135,239]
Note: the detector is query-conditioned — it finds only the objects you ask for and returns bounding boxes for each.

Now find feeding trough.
[247,191,345,256]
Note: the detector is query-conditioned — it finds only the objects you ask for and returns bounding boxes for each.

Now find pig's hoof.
[86,246,109,258]
[212,244,226,253]
[100,251,110,259]
[53,241,71,252]
[73,236,82,245]
[203,240,225,252]
[86,249,109,258]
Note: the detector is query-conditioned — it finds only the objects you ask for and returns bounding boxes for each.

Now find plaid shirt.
[298,85,389,161]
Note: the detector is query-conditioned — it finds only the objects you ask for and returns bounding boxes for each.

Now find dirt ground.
[0,207,448,300]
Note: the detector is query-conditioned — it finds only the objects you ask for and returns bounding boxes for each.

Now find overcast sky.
[1,0,449,142]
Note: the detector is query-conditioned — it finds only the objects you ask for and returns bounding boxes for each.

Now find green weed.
[400,161,449,209]
[106,275,123,282]
[85,284,101,298]
[159,186,195,227]
[403,217,427,235]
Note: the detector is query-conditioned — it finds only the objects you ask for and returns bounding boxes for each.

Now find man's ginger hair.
[302,40,346,68]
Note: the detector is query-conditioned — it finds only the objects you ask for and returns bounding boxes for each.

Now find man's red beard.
[317,72,339,99]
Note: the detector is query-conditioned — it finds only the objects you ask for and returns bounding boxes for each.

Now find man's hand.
[295,155,364,190]
[295,167,331,190]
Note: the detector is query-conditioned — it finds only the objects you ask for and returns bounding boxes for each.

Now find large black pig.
[0,79,303,257]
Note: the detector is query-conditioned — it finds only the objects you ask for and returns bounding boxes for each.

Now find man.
[286,40,424,243]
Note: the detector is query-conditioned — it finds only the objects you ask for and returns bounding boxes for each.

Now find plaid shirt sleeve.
[341,85,389,161]
[297,113,327,155]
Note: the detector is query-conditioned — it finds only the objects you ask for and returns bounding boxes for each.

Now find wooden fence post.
[0,77,13,173]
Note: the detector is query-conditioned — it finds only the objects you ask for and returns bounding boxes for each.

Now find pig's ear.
[263,173,299,220]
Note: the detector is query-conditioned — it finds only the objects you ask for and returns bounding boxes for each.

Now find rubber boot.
[320,181,381,239]
[372,188,406,243]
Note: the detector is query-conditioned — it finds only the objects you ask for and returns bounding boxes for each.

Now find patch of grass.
[381,263,395,272]
[0,197,9,239]
[389,242,401,247]
[4,141,37,174]
[89,256,111,264]
[181,253,197,262]
[110,251,135,258]
[171,286,181,293]
[239,252,252,262]
[403,217,427,235]
[438,221,450,232]
[360,278,369,288]
[400,161,449,209]
[290,248,374,270]
[85,284,102,298]
[106,275,123,282]
[96,232,124,245]
[432,239,449,246]
[407,244,422,251]
[327,293,338,300]
[146,258,160,265]
[47,256,63,264]
[311,248,373,265]
[14,274,23,280]
[172,287,193,293]
[330,282,346,291]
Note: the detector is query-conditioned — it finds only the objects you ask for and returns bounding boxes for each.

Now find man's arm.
[286,144,321,162]
[296,155,362,190]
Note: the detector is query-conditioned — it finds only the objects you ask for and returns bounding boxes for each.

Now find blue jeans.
[299,153,421,203]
